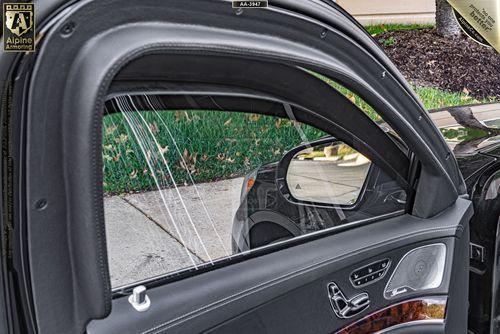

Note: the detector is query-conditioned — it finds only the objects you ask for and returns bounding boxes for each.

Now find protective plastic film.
[103,93,406,289]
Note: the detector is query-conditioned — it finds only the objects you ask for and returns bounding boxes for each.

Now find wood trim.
[335,297,447,334]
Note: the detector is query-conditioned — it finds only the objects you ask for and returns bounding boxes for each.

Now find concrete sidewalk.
[105,160,369,288]
[105,177,243,288]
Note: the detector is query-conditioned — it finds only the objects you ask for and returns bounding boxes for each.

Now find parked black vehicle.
[1,1,499,334]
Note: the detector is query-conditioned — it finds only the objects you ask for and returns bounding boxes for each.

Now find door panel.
[5,0,472,333]
[88,198,471,334]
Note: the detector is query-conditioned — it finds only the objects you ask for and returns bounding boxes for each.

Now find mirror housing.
[276,137,371,208]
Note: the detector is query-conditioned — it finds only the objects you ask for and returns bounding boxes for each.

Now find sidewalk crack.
[120,196,204,263]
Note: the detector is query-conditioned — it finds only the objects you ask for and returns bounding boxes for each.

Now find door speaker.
[384,243,446,299]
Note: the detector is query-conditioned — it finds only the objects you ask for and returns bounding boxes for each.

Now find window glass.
[305,69,406,147]
[103,95,405,288]
[287,142,371,205]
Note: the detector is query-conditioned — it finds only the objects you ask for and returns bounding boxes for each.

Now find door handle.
[328,282,370,319]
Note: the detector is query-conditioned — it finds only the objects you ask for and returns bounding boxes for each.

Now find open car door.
[0,1,472,333]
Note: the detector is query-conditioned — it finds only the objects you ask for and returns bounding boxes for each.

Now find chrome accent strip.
[374,319,444,334]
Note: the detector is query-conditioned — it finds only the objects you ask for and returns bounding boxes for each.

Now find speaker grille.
[384,243,446,299]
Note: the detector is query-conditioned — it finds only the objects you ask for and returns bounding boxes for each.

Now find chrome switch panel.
[327,282,370,319]
[350,258,391,288]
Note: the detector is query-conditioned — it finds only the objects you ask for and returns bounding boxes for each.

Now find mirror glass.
[286,142,371,205]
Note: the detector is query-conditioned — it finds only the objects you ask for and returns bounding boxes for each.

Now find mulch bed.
[376,28,500,100]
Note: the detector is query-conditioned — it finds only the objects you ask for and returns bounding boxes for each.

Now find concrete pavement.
[105,160,369,288]
[105,177,243,288]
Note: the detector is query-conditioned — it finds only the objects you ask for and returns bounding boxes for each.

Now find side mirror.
[276,138,371,207]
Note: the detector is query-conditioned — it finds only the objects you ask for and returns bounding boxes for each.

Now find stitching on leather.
[87,43,466,329]
[90,43,339,314]
[140,226,459,334]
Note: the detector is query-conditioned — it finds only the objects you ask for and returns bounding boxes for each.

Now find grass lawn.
[104,24,499,195]
[103,80,495,195]
[102,110,327,194]
[364,23,434,36]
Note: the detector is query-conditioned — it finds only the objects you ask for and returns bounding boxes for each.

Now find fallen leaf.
[105,125,118,135]
[159,146,169,155]
[149,122,159,134]
[249,114,261,122]
[180,148,198,173]
[275,118,282,129]
[114,134,128,144]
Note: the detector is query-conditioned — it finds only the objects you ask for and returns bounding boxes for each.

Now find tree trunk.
[435,0,461,37]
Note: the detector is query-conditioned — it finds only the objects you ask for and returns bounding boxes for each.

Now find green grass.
[364,23,434,36]
[103,111,327,195]
[413,86,498,109]
[309,70,497,115]
[102,21,499,195]
[103,73,498,195]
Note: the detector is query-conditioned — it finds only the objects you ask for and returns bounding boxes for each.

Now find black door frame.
[0,0,468,333]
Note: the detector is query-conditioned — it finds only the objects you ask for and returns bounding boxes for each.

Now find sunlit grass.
[364,23,434,36]
[102,23,499,194]
[307,70,497,118]
[102,111,326,195]
[103,82,498,195]
[414,86,498,109]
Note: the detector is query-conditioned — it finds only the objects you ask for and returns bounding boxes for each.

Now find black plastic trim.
[15,1,468,333]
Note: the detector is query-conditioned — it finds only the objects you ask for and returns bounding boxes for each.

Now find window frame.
[105,92,409,294]
[17,2,465,331]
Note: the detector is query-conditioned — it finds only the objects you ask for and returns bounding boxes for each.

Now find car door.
[0,0,471,333]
